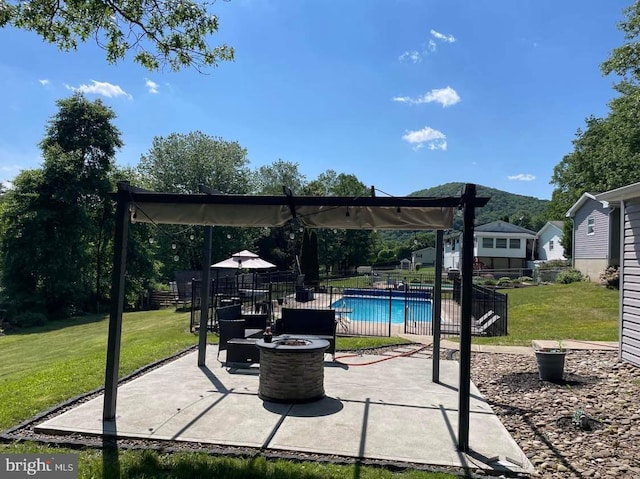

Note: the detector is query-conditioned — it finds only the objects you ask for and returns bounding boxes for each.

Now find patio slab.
[36,346,533,474]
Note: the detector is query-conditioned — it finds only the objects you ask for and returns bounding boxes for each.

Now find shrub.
[13,312,47,328]
[599,265,620,289]
[517,276,534,283]
[555,268,584,284]
[497,277,513,287]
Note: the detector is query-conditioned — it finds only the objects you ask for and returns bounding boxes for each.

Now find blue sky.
[0,0,631,200]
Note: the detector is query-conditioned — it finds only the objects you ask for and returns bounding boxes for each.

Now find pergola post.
[432,229,444,383]
[198,226,213,366]
[457,183,477,451]
[103,182,130,421]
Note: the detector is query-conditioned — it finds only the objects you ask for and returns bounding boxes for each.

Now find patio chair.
[217,319,246,361]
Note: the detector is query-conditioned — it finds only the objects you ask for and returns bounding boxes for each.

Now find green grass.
[0,310,448,478]
[0,443,455,478]
[472,281,619,346]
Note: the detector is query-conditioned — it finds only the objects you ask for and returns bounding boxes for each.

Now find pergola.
[104,181,488,451]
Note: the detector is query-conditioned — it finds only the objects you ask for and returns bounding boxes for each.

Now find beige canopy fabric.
[130,196,456,231]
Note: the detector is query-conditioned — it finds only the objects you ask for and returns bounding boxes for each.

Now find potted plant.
[533,341,566,382]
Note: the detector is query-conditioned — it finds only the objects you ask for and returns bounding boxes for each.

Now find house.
[443,220,536,273]
[474,220,537,271]
[595,182,640,368]
[536,221,566,261]
[399,258,411,270]
[443,231,462,270]
[411,246,436,269]
[566,192,620,280]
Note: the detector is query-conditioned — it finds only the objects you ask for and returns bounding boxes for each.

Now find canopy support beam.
[103,182,131,421]
[432,229,444,383]
[197,226,213,366]
[457,183,477,452]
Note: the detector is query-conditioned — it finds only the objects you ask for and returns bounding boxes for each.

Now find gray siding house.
[566,192,620,281]
[596,182,640,368]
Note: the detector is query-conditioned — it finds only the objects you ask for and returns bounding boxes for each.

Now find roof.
[596,181,640,204]
[474,220,537,236]
[566,192,598,218]
[537,221,564,236]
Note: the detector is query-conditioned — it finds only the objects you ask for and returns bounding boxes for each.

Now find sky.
[0,0,632,200]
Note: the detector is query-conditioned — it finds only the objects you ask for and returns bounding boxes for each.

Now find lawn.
[473,281,619,346]
[0,310,440,479]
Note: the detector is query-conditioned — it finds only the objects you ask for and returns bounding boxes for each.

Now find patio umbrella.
[211,251,275,269]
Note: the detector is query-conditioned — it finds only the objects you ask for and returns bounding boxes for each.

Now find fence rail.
[188,270,508,338]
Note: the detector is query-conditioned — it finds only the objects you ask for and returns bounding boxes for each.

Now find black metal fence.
[188,270,508,338]
[449,277,508,336]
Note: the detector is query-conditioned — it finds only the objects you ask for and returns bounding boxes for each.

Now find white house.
[595,182,640,367]
[536,221,566,261]
[443,220,537,273]
[411,246,436,269]
[566,192,620,280]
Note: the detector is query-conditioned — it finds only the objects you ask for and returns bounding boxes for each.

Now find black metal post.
[458,184,476,452]
[103,182,130,421]
[432,230,444,383]
[198,226,213,366]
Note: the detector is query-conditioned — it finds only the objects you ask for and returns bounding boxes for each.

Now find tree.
[137,131,255,276]
[601,1,640,85]
[1,0,233,71]
[1,94,122,319]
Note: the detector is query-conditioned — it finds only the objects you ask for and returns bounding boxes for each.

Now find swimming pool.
[332,296,432,325]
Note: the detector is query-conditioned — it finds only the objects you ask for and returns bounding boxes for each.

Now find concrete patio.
[36,344,533,474]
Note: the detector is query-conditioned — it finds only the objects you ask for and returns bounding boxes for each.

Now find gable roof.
[475,220,536,236]
[566,192,598,218]
[537,221,564,236]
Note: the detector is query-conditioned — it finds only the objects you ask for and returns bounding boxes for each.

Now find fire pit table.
[256,336,329,403]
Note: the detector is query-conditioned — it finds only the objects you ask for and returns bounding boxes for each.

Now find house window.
[549,240,554,250]
[587,216,595,235]
[509,238,521,249]
[482,237,493,248]
[495,238,507,248]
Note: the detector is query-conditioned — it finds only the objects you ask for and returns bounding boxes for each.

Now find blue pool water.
[332,296,432,325]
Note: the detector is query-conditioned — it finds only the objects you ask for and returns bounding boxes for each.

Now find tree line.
[0,94,428,326]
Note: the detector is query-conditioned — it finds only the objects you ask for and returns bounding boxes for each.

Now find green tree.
[1,0,233,71]
[137,132,255,275]
[601,1,640,85]
[1,94,122,319]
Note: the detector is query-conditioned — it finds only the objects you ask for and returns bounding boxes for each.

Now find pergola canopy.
[127,188,465,230]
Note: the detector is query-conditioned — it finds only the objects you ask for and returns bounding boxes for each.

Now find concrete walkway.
[36,345,533,475]
[400,334,619,356]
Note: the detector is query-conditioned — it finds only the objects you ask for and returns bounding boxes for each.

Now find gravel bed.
[468,349,640,478]
[3,345,640,478]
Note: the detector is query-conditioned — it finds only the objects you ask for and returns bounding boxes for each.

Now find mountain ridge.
[409,182,552,228]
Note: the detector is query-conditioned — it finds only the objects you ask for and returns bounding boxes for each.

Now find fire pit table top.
[256,335,329,353]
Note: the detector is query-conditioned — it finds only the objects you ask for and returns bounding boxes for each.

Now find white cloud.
[430,29,456,43]
[38,79,49,86]
[392,86,460,107]
[508,174,536,181]
[402,126,447,151]
[145,79,159,94]
[398,50,422,63]
[427,39,437,52]
[66,80,132,100]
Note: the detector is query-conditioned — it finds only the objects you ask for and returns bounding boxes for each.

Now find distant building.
[399,258,411,270]
[411,247,436,269]
[536,221,566,261]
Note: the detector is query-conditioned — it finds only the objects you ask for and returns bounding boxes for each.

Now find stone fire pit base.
[257,337,329,403]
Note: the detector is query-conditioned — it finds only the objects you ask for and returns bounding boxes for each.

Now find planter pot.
[535,350,566,382]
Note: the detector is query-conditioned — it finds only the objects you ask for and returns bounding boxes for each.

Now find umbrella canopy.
[231,250,259,259]
[212,252,275,269]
